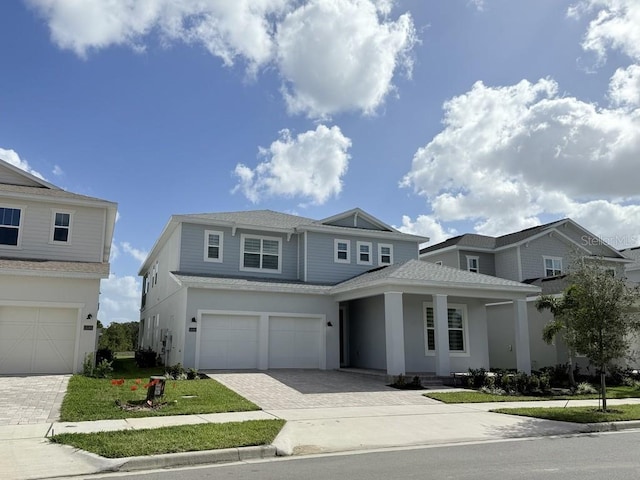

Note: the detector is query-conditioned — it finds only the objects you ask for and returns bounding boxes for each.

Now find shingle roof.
[0,183,115,205]
[494,219,566,247]
[172,272,333,294]
[0,257,110,277]
[180,210,316,230]
[333,259,539,293]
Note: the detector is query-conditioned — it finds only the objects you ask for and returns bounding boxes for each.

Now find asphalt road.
[89,431,640,480]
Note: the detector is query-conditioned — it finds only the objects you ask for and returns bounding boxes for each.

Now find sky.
[1,0,640,326]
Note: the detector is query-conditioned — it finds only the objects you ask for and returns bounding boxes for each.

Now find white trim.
[239,233,282,274]
[466,255,479,273]
[543,256,563,277]
[304,231,308,282]
[334,239,351,263]
[203,230,224,263]
[378,243,393,265]
[356,241,372,265]
[423,302,470,357]
[0,203,25,249]
[516,245,523,281]
[49,209,74,245]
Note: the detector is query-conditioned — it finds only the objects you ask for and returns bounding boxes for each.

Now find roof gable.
[319,208,396,232]
[0,158,59,189]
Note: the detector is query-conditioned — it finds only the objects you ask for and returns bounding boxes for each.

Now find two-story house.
[621,247,640,284]
[139,208,539,377]
[0,158,117,374]
[420,219,631,371]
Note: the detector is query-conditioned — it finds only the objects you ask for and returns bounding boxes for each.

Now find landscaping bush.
[576,382,598,395]
[96,348,113,364]
[467,368,488,389]
[93,359,114,378]
[165,363,186,380]
[135,348,159,368]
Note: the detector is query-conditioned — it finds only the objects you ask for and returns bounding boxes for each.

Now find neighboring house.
[621,246,640,284]
[0,158,117,374]
[421,219,631,371]
[139,208,539,377]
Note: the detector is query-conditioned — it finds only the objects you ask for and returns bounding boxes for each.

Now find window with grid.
[357,241,372,265]
[335,239,350,263]
[466,256,479,273]
[424,304,467,354]
[241,235,281,272]
[0,207,21,246]
[204,230,223,262]
[544,257,563,277]
[378,244,393,265]
[52,212,71,243]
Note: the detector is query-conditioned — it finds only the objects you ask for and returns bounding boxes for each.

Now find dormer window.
[544,256,563,277]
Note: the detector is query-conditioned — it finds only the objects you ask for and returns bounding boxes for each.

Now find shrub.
[135,348,158,368]
[95,348,113,364]
[576,382,597,395]
[82,353,94,377]
[94,359,114,378]
[187,368,200,380]
[165,363,186,380]
[467,368,487,389]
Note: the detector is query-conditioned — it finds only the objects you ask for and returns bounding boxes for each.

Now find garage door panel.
[269,316,321,369]
[199,315,259,369]
[0,306,78,375]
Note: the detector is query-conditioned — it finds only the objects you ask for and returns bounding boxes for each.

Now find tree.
[98,321,140,352]
[541,258,640,410]
[536,290,580,388]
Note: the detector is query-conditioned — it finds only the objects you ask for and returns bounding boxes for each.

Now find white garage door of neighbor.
[269,316,322,369]
[0,306,78,374]
[199,314,260,369]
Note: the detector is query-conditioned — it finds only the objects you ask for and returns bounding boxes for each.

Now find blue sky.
[1,0,639,325]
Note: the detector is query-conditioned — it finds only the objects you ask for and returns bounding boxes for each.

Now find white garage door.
[0,306,78,374]
[199,314,259,369]
[269,316,322,369]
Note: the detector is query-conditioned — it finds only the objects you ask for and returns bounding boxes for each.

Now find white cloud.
[121,242,149,264]
[233,124,351,205]
[52,164,64,176]
[0,147,45,179]
[401,75,640,241]
[609,64,640,108]
[395,214,455,246]
[276,0,416,117]
[569,0,640,62]
[110,242,120,262]
[27,0,416,117]
[99,274,141,326]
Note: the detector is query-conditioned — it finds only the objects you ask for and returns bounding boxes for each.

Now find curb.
[582,420,640,433]
[100,445,278,473]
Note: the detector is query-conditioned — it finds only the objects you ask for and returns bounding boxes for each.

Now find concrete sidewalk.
[3,398,640,480]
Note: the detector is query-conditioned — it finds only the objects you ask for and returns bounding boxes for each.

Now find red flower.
[111,379,119,386]
[130,385,138,391]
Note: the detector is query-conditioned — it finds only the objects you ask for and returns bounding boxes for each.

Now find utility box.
[146,376,166,403]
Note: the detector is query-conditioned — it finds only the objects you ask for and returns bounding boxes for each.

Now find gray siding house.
[0,158,117,374]
[421,219,631,371]
[139,208,539,376]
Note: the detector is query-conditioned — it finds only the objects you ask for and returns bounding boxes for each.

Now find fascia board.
[297,224,428,243]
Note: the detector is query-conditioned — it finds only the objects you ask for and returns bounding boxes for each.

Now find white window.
[423,303,468,355]
[204,230,223,262]
[543,256,563,277]
[50,211,73,243]
[0,206,22,247]
[241,234,282,273]
[357,241,372,265]
[334,239,350,263]
[378,243,393,265]
[466,256,479,273]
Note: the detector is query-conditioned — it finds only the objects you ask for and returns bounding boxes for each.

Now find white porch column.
[258,314,269,371]
[514,298,531,373]
[384,291,405,376]
[433,294,450,377]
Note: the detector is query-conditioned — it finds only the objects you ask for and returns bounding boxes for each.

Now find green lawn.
[50,420,285,458]
[60,359,259,422]
[492,404,640,423]
[425,386,640,404]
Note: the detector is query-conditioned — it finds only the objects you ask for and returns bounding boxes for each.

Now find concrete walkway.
[2,370,640,479]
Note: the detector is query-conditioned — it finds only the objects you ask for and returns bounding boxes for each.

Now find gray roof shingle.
[0,258,110,277]
[180,210,316,230]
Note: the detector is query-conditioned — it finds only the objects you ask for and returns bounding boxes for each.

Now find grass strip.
[50,419,285,458]
[424,386,640,404]
[491,404,640,423]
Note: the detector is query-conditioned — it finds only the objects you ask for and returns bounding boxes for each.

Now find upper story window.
[466,255,479,273]
[543,256,563,277]
[241,234,281,273]
[357,241,372,265]
[423,303,468,355]
[378,243,393,265]
[334,239,350,263]
[51,211,73,243]
[0,206,21,247]
[204,230,223,262]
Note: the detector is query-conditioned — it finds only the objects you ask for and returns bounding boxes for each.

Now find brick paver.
[0,375,70,425]
[207,370,439,410]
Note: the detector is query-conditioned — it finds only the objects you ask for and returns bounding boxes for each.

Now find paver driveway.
[207,370,440,410]
[0,375,69,426]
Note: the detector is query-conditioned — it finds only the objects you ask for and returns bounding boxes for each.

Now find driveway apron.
[0,375,70,426]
